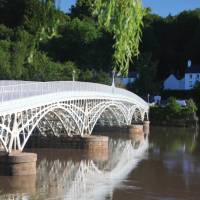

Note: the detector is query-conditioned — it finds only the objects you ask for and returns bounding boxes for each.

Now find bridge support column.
[82,136,108,161]
[128,124,143,134]
[129,129,145,141]
[143,120,150,134]
[82,135,108,151]
[0,152,37,176]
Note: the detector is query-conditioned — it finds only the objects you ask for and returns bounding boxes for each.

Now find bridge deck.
[0,81,148,114]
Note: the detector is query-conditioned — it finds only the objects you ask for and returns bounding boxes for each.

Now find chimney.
[187,60,192,68]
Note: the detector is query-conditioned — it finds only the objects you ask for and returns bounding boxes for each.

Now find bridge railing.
[0,80,38,86]
[0,81,148,108]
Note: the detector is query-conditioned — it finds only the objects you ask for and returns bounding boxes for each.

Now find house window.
[197,74,200,80]
[189,81,193,88]
[189,74,193,79]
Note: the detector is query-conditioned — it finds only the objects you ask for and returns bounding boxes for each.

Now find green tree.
[0,24,13,40]
[130,53,160,96]
[28,51,78,81]
[186,99,197,114]
[95,70,111,84]
[136,9,200,81]
[93,0,145,75]
[70,0,94,19]
[0,0,26,27]
[0,40,11,79]
[23,0,67,41]
[61,61,80,80]
[167,97,181,113]
[79,68,93,81]
[40,17,113,72]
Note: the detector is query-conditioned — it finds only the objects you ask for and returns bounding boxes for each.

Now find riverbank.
[150,97,199,127]
[150,118,199,127]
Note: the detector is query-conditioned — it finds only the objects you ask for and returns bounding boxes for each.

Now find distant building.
[163,74,185,90]
[185,63,200,89]
[115,72,139,87]
[163,61,200,90]
[154,95,161,104]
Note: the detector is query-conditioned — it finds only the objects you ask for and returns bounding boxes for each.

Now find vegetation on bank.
[128,8,200,98]
[161,84,200,117]
[93,0,144,75]
[0,0,113,83]
[0,0,200,117]
[0,0,145,82]
[150,97,198,122]
[0,1,200,86]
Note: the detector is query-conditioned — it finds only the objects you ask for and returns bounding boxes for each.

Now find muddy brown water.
[0,126,200,200]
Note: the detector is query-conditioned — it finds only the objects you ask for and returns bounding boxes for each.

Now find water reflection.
[1,127,199,200]
[120,126,200,200]
[0,175,36,195]
[0,133,148,200]
[148,127,200,191]
[150,126,198,153]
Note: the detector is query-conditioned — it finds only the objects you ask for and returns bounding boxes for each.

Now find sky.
[56,0,200,17]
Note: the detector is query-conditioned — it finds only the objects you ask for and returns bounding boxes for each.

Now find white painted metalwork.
[0,81,149,153]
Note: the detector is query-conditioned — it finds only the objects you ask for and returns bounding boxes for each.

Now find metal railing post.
[1,87,3,103]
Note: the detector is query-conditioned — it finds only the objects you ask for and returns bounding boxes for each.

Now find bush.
[150,97,197,121]
[186,99,198,114]
[0,24,13,40]
[27,51,79,81]
[166,97,181,113]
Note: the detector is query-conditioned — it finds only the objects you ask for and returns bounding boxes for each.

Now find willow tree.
[93,0,144,75]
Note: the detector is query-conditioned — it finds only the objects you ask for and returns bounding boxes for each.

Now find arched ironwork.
[0,81,149,152]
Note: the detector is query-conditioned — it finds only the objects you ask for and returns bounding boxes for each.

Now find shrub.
[185,99,198,114]
[150,97,197,121]
[166,97,181,113]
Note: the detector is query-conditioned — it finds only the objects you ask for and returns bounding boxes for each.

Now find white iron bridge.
[0,80,149,153]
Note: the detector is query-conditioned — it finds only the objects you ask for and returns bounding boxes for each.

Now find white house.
[164,61,200,90]
[185,63,200,89]
[164,74,185,90]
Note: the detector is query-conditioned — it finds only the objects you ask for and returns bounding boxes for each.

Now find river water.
[0,126,200,200]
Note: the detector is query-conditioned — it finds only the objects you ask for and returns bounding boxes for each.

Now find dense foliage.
[150,97,198,121]
[139,9,200,81]
[0,0,200,89]
[161,87,200,117]
[128,53,160,96]
[128,8,200,98]
[0,0,112,83]
[93,0,144,75]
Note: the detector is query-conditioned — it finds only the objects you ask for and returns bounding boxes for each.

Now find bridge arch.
[93,107,121,127]
[0,103,85,152]
[0,81,149,153]
[89,101,129,134]
[20,104,85,151]
[130,107,143,124]
[0,135,8,152]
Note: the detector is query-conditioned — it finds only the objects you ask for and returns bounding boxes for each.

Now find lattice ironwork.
[0,81,149,153]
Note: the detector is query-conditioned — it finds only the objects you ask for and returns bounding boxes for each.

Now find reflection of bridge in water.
[36,136,148,200]
[0,81,149,153]
[0,134,148,200]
